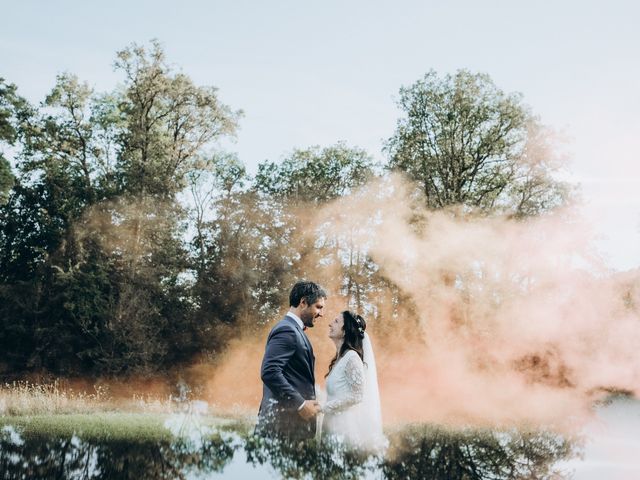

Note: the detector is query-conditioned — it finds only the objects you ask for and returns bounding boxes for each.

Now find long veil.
[361,332,386,451]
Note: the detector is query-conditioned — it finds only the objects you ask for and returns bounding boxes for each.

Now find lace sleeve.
[323,352,364,414]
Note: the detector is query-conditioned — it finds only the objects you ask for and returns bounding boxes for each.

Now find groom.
[257,280,326,440]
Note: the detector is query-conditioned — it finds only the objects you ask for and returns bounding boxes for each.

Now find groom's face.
[300,297,325,328]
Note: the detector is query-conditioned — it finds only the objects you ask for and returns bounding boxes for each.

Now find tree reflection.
[0,427,237,479]
[244,433,379,479]
[382,425,578,480]
[245,425,578,480]
[0,423,579,479]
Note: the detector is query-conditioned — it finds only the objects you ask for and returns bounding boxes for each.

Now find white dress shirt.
[286,311,304,330]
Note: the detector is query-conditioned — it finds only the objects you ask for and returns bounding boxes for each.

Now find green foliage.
[0,42,239,376]
[0,420,238,479]
[254,143,377,203]
[382,424,577,480]
[0,77,27,205]
[2,413,173,442]
[0,158,13,207]
[385,70,569,216]
[0,48,574,379]
[187,155,292,334]
[0,420,579,479]
[252,143,384,314]
[113,40,241,197]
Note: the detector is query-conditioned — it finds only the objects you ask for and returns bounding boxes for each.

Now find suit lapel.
[305,332,315,383]
[284,315,315,380]
[306,334,315,379]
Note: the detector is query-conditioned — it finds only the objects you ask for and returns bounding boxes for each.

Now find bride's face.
[328,314,345,340]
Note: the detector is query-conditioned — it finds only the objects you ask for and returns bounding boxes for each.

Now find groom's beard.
[300,309,315,328]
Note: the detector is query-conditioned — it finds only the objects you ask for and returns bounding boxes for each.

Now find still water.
[1,398,638,479]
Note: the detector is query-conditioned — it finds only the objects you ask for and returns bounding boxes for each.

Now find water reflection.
[382,425,577,480]
[0,421,579,480]
[0,426,237,480]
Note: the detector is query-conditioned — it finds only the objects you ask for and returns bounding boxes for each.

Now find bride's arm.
[322,353,364,414]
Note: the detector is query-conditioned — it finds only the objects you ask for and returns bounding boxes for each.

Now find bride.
[320,310,385,452]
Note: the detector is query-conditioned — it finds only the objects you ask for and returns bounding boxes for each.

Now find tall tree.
[254,143,376,203]
[0,78,29,205]
[0,41,242,375]
[385,70,569,216]
[113,40,241,198]
[187,152,296,340]
[0,158,11,207]
[254,143,381,311]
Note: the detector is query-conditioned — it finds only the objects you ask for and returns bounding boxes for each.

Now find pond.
[1,398,638,479]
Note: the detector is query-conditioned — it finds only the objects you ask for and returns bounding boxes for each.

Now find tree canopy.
[0,47,576,378]
[385,70,569,217]
[254,143,376,203]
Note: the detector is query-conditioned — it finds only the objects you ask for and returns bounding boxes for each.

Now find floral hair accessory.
[355,314,365,338]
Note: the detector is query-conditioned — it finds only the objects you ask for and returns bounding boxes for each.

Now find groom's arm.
[260,327,306,409]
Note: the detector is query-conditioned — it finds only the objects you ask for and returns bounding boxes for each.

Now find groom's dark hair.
[289,281,327,307]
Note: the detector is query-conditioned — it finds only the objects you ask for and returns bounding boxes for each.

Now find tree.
[385,70,569,217]
[113,40,241,198]
[0,41,243,375]
[186,152,297,340]
[254,143,376,203]
[186,152,247,274]
[0,158,11,206]
[0,78,29,205]
[254,144,383,313]
[0,73,104,282]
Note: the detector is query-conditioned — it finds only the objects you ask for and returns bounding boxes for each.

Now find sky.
[2,0,639,270]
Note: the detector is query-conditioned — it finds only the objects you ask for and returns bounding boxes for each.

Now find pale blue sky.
[2,0,639,269]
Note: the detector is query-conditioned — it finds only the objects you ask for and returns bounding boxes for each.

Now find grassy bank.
[0,381,253,442]
[1,413,173,441]
[0,412,248,442]
[0,381,174,416]
[0,385,580,480]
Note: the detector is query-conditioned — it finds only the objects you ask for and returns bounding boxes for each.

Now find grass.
[2,413,173,442]
[0,381,252,442]
[0,380,174,416]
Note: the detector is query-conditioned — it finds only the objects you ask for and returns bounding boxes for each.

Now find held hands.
[298,400,321,420]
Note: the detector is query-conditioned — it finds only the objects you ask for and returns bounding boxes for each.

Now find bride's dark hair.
[325,310,366,378]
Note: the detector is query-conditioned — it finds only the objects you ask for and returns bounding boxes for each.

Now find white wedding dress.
[321,333,386,452]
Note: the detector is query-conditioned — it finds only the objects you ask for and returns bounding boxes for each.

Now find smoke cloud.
[202,174,640,430]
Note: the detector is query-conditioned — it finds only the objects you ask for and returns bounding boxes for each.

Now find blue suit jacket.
[257,315,316,438]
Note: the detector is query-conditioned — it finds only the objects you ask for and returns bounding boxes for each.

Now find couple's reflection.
[0,422,578,479]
